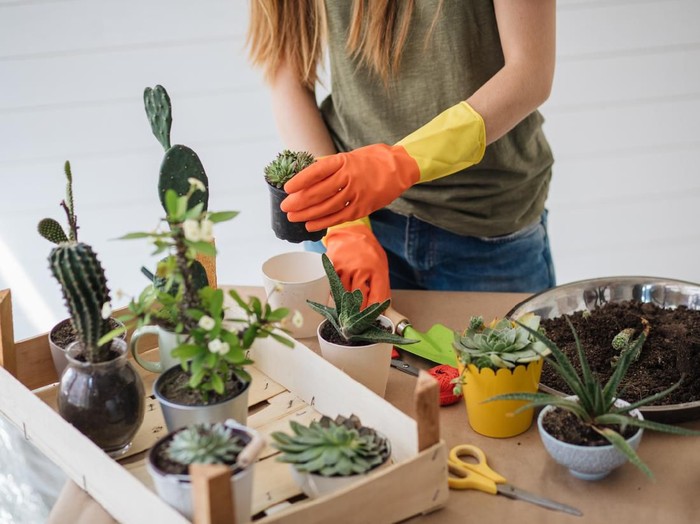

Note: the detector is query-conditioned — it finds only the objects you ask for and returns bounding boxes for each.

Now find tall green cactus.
[143,85,209,213]
[38,161,79,244]
[49,242,113,362]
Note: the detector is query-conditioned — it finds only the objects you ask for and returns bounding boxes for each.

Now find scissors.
[448,444,583,517]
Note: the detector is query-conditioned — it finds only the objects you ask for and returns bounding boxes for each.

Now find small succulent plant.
[166,423,247,466]
[37,161,79,244]
[488,316,700,478]
[264,150,315,189]
[453,313,550,370]
[610,318,650,368]
[144,84,209,214]
[306,254,417,346]
[270,414,390,477]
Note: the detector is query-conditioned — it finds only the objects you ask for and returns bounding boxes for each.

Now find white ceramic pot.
[147,419,263,523]
[262,251,331,339]
[129,325,184,373]
[289,445,392,499]
[316,316,394,397]
[537,397,644,481]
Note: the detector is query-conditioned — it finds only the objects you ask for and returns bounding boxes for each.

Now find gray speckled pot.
[537,398,644,481]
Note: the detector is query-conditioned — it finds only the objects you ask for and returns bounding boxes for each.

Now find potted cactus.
[41,173,145,455]
[488,317,700,480]
[37,161,126,377]
[270,414,391,499]
[264,149,326,243]
[452,313,551,438]
[306,254,416,396]
[147,419,264,522]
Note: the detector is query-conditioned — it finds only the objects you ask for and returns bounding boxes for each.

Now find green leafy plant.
[166,423,246,466]
[120,182,293,398]
[270,414,390,477]
[488,316,700,478]
[306,254,417,346]
[264,150,315,189]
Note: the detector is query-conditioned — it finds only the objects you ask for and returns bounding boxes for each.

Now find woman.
[247,0,556,307]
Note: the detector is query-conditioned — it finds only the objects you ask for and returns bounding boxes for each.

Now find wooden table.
[48,288,700,523]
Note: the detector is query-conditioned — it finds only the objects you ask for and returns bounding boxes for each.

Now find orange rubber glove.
[323,218,390,309]
[282,101,485,231]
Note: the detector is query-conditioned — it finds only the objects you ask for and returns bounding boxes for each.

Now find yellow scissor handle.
[447,445,507,492]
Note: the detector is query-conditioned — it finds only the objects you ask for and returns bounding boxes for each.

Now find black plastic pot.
[267,183,326,243]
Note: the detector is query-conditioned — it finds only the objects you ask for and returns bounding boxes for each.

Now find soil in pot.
[542,408,638,447]
[157,365,248,406]
[319,319,391,346]
[51,317,123,348]
[540,301,700,406]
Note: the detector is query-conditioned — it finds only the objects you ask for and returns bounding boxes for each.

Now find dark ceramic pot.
[267,183,326,243]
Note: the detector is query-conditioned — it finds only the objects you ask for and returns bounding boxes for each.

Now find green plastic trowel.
[385,307,458,367]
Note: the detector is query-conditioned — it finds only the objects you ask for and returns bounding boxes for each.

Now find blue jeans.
[304,209,556,294]
[370,209,556,293]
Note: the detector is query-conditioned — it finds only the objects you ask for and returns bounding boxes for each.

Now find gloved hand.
[282,101,486,231]
[323,218,390,309]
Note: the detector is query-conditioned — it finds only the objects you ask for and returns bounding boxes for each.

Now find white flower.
[101,302,112,320]
[199,219,214,242]
[291,310,304,329]
[188,177,206,193]
[208,339,229,355]
[198,315,216,331]
[183,219,202,242]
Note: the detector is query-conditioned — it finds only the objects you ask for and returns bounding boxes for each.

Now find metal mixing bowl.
[507,276,700,423]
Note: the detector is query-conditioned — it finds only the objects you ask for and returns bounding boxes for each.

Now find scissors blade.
[497,484,583,517]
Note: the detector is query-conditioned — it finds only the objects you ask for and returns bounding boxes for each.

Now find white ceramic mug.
[262,251,330,339]
[129,326,184,373]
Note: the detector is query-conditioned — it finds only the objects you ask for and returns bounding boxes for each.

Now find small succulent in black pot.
[264,149,326,243]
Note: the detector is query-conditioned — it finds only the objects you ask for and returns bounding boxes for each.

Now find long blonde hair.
[247,0,440,88]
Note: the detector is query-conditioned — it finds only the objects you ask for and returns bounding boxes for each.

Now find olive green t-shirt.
[320,0,553,237]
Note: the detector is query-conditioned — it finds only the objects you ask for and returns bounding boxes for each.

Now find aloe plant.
[264,150,315,189]
[270,414,390,477]
[453,313,550,370]
[488,315,700,478]
[306,254,417,346]
[166,423,246,466]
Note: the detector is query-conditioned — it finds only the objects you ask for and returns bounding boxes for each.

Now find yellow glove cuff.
[397,101,486,183]
[321,216,372,246]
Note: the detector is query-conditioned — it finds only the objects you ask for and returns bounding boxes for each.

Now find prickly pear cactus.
[38,218,69,244]
[144,85,172,151]
[49,242,113,362]
[143,85,209,213]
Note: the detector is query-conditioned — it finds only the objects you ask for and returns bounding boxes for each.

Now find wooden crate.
[0,289,448,523]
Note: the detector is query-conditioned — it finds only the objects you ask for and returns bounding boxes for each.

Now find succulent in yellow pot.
[453,313,550,438]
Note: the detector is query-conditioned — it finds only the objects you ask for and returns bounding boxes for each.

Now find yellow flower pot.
[460,359,543,438]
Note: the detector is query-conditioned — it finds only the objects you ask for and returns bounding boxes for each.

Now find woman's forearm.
[269,61,337,157]
[467,0,556,144]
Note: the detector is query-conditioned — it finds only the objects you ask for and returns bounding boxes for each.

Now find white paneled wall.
[1,0,699,341]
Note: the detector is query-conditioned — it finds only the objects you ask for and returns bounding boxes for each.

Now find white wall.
[0,0,698,341]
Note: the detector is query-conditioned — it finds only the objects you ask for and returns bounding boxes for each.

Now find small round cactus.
[264,150,315,189]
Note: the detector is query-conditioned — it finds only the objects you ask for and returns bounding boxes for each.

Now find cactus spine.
[49,242,113,362]
[143,85,209,213]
